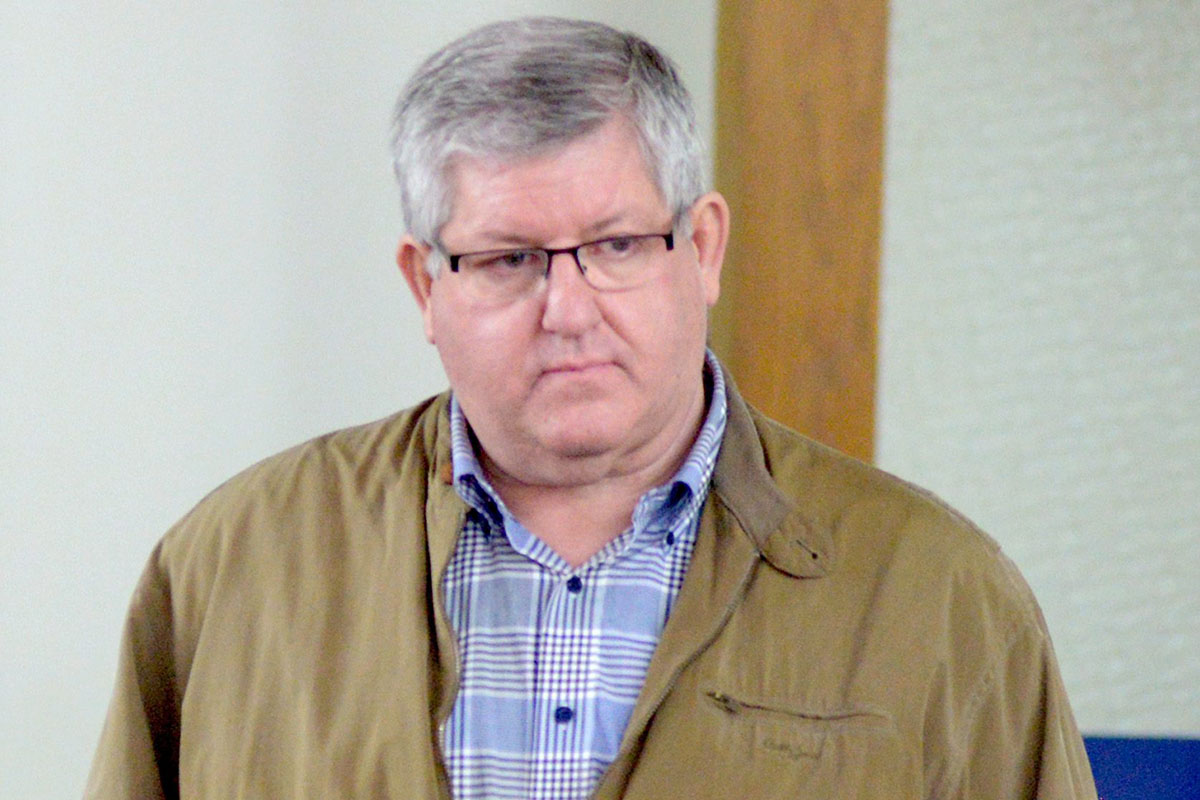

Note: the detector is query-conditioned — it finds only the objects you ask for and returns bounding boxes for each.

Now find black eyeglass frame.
[442,230,676,276]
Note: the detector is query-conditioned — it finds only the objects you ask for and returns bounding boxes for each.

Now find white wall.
[879,1,1200,736]
[0,3,716,796]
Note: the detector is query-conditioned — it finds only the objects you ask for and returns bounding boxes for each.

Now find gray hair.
[390,17,706,257]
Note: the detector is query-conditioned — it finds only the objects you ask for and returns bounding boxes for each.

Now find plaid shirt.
[441,351,727,800]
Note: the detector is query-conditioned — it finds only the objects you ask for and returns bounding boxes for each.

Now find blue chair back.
[1084,736,1200,800]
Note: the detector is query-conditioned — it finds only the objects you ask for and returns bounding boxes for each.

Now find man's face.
[399,118,727,487]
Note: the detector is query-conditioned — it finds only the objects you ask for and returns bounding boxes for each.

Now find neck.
[481,387,707,568]
[487,476,650,567]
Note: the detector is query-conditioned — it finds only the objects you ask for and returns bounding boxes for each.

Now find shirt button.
[566,576,583,593]
[554,706,575,723]
[665,532,676,547]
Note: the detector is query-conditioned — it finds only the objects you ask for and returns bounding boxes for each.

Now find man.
[88,17,1097,800]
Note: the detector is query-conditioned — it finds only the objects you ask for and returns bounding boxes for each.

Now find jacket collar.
[710,369,834,579]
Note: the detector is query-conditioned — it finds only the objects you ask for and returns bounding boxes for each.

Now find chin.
[531,408,638,455]
[537,428,620,460]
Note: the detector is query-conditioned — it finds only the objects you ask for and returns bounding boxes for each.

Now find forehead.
[441,119,668,244]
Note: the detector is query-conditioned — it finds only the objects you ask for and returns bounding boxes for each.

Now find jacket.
[86,381,1097,798]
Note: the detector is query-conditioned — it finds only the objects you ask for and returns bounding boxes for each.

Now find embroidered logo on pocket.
[761,734,822,761]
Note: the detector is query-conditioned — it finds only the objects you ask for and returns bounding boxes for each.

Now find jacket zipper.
[706,691,890,726]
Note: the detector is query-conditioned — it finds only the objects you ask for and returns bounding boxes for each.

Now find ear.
[396,236,437,343]
[687,191,730,307]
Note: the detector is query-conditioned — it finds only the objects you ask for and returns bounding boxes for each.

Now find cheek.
[430,296,528,380]
[653,277,710,347]
[428,298,477,379]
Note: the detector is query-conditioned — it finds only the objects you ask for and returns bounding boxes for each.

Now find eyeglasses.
[438,229,676,304]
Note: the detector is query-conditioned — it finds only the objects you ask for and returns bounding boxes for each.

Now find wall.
[0,3,717,796]
[878,0,1199,736]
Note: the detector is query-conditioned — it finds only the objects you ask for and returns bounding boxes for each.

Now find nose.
[540,251,602,334]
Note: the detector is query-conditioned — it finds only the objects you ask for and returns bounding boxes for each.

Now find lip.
[540,359,617,376]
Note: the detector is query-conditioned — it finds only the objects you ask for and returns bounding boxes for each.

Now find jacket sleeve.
[85,542,181,800]
[939,613,1098,800]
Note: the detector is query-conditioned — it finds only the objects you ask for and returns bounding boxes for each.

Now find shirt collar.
[450,349,728,535]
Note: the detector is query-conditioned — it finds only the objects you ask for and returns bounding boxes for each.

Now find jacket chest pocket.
[707,689,898,760]
[623,688,907,799]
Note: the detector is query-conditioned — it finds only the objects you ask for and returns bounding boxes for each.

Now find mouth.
[539,359,620,380]
[543,358,615,372]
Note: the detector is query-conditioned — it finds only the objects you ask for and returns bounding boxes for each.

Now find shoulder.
[155,393,451,581]
[699,392,1091,796]
[740,402,1043,632]
[218,392,449,501]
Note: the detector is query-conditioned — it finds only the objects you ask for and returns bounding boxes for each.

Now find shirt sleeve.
[85,542,181,800]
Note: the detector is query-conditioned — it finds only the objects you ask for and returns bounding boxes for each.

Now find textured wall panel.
[879,1,1199,735]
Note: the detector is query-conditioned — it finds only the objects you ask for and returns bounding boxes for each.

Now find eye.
[587,235,648,261]
[599,236,636,254]
[473,249,540,270]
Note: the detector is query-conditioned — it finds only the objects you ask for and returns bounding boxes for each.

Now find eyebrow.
[459,213,646,250]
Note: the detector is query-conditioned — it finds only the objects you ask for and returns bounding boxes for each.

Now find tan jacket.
[87,383,1097,798]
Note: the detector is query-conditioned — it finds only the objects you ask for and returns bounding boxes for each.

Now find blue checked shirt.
[441,351,727,800]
